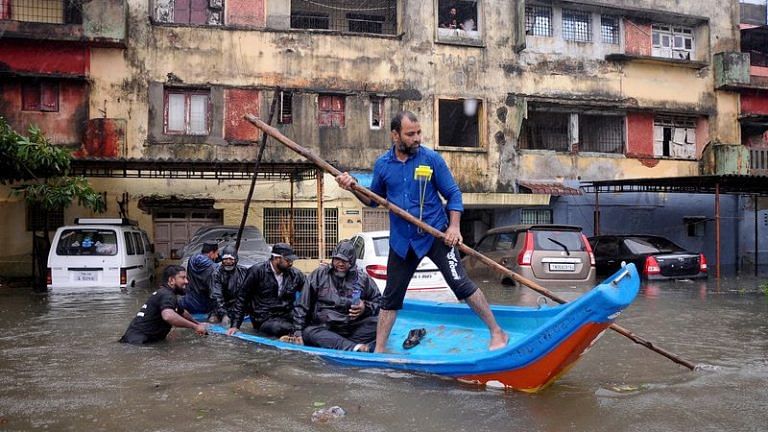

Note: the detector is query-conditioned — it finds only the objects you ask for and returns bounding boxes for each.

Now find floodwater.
[0,275,766,431]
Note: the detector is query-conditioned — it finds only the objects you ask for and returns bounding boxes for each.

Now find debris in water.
[311,406,346,423]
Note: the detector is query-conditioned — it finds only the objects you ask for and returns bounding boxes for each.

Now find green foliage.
[761,281,768,296]
[0,116,104,214]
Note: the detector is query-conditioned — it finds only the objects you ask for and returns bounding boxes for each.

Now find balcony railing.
[751,148,768,176]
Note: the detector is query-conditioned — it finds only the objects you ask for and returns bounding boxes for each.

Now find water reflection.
[0,275,766,431]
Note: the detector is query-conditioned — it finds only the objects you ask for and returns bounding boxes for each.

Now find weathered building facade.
[2,0,764,275]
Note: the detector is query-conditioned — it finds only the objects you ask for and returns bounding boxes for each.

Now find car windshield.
[372,237,390,257]
[532,230,585,252]
[623,237,683,254]
[56,229,118,256]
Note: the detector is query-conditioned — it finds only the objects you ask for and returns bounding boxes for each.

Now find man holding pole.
[336,110,508,353]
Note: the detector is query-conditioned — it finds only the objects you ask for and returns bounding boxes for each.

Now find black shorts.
[380,239,477,310]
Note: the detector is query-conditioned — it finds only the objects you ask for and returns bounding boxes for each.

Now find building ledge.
[605,53,708,69]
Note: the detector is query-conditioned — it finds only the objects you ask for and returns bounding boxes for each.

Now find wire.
[296,0,396,12]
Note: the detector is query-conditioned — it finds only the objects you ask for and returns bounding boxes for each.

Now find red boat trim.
[457,322,611,392]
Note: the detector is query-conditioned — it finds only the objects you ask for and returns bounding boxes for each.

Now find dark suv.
[463,224,596,288]
[588,235,707,280]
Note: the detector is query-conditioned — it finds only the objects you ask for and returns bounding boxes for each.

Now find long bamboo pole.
[245,114,697,371]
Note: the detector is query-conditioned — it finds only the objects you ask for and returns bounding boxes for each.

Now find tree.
[0,117,105,290]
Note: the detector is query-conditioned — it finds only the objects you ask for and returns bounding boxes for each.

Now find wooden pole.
[246,114,697,371]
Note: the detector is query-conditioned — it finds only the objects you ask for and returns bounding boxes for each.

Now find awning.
[518,180,583,196]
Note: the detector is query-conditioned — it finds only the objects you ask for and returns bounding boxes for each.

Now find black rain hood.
[331,240,357,268]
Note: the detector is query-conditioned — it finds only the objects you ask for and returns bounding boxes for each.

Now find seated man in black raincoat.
[210,245,248,336]
[231,243,306,337]
[292,240,381,352]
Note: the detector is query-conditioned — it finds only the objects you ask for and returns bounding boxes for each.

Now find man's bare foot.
[489,330,509,351]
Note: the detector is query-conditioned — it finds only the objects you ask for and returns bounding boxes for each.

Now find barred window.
[601,15,620,44]
[521,209,553,224]
[579,115,624,154]
[290,0,397,35]
[525,5,552,37]
[562,9,591,42]
[279,91,293,125]
[5,0,82,24]
[263,208,338,259]
[521,111,569,151]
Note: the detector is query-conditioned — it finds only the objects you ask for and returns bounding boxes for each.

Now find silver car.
[462,224,596,288]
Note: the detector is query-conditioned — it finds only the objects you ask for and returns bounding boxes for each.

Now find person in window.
[210,245,248,334]
[119,265,207,344]
[230,243,305,337]
[179,241,219,316]
[335,111,508,353]
[440,6,460,29]
[290,240,381,352]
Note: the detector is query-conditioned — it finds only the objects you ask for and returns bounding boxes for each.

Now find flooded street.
[0,276,766,431]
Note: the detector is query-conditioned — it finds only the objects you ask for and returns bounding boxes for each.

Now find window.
[438,99,482,148]
[521,209,553,224]
[22,80,59,112]
[347,13,384,34]
[279,91,293,125]
[437,0,479,36]
[124,232,136,255]
[132,232,145,254]
[55,229,118,256]
[601,15,620,44]
[155,0,223,25]
[26,203,64,231]
[369,96,383,130]
[164,89,210,135]
[318,95,345,128]
[652,25,694,60]
[291,11,329,29]
[263,208,338,259]
[579,115,624,153]
[654,116,697,159]
[525,5,552,37]
[3,0,82,24]
[521,111,569,151]
[562,9,591,42]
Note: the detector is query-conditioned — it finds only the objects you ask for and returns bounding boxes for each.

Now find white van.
[47,218,156,290]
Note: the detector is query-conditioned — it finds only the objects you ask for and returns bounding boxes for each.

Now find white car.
[349,231,457,303]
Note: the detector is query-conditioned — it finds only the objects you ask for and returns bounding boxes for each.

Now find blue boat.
[205,263,640,392]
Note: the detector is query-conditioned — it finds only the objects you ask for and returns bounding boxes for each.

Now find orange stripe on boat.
[458,322,611,392]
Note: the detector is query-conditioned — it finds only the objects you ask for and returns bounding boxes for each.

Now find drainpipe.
[317,169,325,261]
[755,195,759,276]
[716,182,721,279]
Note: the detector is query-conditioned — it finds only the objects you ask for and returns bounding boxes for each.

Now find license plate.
[549,263,575,272]
[75,271,97,282]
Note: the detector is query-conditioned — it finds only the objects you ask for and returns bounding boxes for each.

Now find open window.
[369,96,383,130]
[653,115,697,159]
[437,0,481,43]
[521,107,625,154]
[279,90,293,125]
[438,98,483,148]
[290,0,396,35]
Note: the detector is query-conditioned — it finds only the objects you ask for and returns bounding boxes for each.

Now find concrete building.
[1,0,763,276]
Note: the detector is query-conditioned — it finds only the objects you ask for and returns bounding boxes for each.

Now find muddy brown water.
[0,276,766,431]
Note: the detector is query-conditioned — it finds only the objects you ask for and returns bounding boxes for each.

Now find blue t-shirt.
[370,145,463,259]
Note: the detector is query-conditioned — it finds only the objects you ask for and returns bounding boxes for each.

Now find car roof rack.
[74,218,138,226]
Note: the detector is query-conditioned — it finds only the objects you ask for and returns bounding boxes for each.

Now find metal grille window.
[290,0,396,34]
[579,115,624,154]
[279,91,293,125]
[562,9,592,42]
[4,0,82,24]
[521,209,553,224]
[263,208,338,259]
[601,15,620,44]
[362,208,389,232]
[521,111,569,151]
[164,88,210,135]
[525,5,552,37]
[27,203,64,231]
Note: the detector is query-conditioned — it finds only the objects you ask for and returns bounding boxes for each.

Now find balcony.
[0,0,127,46]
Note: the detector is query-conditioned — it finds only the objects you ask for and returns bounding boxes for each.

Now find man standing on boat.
[230,243,305,337]
[291,240,381,352]
[180,240,219,317]
[119,265,207,344]
[336,110,508,353]
[210,245,248,335]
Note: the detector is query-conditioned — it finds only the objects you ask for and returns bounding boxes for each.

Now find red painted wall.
[224,88,261,142]
[0,40,88,76]
[226,0,265,27]
[75,118,126,158]
[626,112,655,157]
[624,19,651,57]
[741,92,768,115]
[0,78,89,145]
